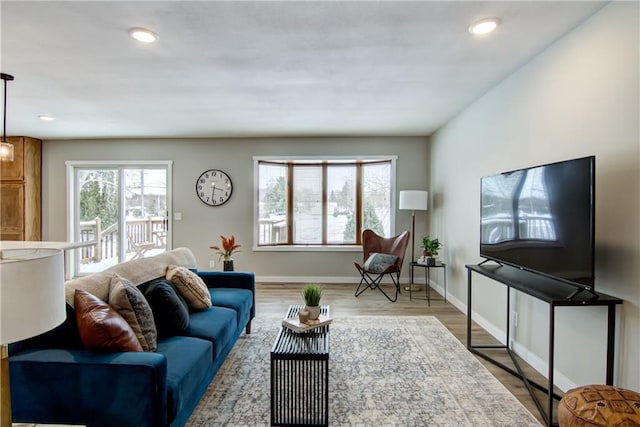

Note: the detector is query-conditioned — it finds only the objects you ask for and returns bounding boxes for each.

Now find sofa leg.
[245,321,252,335]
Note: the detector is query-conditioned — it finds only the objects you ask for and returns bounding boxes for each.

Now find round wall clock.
[196,169,233,206]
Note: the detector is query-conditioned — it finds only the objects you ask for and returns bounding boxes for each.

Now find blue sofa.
[9,248,255,427]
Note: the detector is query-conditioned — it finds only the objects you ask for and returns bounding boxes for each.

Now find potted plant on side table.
[422,236,442,266]
[302,283,322,321]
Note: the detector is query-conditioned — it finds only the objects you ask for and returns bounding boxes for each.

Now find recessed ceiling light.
[468,18,500,36]
[38,115,55,121]
[128,27,159,43]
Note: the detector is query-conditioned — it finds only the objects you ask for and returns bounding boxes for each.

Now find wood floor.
[256,282,557,426]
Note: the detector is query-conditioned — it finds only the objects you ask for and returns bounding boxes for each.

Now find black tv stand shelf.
[465,263,622,427]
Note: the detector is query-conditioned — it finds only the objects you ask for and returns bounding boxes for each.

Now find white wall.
[42,136,429,282]
[430,2,639,390]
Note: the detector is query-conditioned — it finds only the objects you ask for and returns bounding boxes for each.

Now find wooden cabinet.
[0,136,42,241]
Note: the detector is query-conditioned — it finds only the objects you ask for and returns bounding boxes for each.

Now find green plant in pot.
[422,236,442,266]
[302,283,322,320]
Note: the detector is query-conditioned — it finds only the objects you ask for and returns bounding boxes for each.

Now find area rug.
[187,315,541,426]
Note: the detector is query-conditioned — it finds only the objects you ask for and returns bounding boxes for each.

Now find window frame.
[253,155,397,252]
[66,160,173,276]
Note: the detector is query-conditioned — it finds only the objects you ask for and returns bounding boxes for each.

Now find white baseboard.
[256,275,433,284]
[463,305,576,392]
[256,275,362,284]
[510,341,576,392]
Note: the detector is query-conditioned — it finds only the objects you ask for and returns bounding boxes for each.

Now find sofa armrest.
[10,348,168,427]
[197,271,256,328]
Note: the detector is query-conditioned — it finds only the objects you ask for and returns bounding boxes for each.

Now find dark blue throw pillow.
[143,279,190,337]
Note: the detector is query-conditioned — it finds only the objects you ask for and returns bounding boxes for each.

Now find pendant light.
[0,73,15,162]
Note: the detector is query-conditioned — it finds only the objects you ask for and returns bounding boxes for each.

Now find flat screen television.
[480,156,595,292]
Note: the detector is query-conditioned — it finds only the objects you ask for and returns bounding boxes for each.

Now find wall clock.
[196,169,233,206]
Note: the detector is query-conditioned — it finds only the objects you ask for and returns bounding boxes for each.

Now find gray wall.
[42,136,429,281]
[429,3,638,390]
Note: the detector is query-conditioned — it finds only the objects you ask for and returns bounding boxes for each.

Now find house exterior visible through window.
[255,157,396,247]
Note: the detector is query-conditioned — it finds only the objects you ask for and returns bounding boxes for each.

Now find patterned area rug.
[187,315,541,426]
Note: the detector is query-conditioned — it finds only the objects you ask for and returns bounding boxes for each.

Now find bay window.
[255,157,396,247]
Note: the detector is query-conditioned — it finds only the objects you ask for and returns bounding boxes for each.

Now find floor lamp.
[1,248,66,427]
[399,190,428,291]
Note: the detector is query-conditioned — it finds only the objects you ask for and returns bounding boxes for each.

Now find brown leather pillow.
[74,289,143,352]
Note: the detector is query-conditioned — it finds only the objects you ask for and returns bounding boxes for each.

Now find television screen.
[480,156,595,290]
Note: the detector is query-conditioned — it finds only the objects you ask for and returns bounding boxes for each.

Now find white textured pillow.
[166,265,212,311]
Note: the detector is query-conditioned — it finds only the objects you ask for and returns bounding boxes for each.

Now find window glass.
[362,162,391,236]
[327,165,356,244]
[77,168,120,273]
[258,163,288,245]
[293,166,322,244]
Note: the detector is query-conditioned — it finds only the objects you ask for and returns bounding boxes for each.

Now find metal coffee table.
[270,305,330,427]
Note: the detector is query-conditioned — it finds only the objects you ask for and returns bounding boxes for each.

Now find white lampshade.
[399,190,428,211]
[0,248,66,345]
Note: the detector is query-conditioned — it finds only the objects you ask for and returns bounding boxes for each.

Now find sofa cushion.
[185,306,238,360]
[74,289,143,352]
[166,265,212,311]
[109,275,157,352]
[210,288,253,335]
[156,336,213,422]
[143,279,190,338]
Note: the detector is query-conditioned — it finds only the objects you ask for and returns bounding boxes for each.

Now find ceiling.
[1,1,605,140]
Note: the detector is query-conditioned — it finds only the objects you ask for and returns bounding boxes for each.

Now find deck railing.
[79,216,167,263]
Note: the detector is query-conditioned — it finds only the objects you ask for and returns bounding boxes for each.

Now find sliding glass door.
[68,161,172,276]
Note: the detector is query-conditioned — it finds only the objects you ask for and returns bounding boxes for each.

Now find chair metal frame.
[354,229,410,302]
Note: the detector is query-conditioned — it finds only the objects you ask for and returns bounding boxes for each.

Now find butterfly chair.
[354,229,410,302]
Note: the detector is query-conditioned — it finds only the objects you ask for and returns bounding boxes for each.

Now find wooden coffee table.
[270,305,330,427]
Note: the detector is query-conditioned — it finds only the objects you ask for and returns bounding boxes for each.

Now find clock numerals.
[196,169,233,207]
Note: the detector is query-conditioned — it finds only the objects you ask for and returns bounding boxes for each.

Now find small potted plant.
[421,236,442,266]
[210,235,241,271]
[302,283,322,321]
